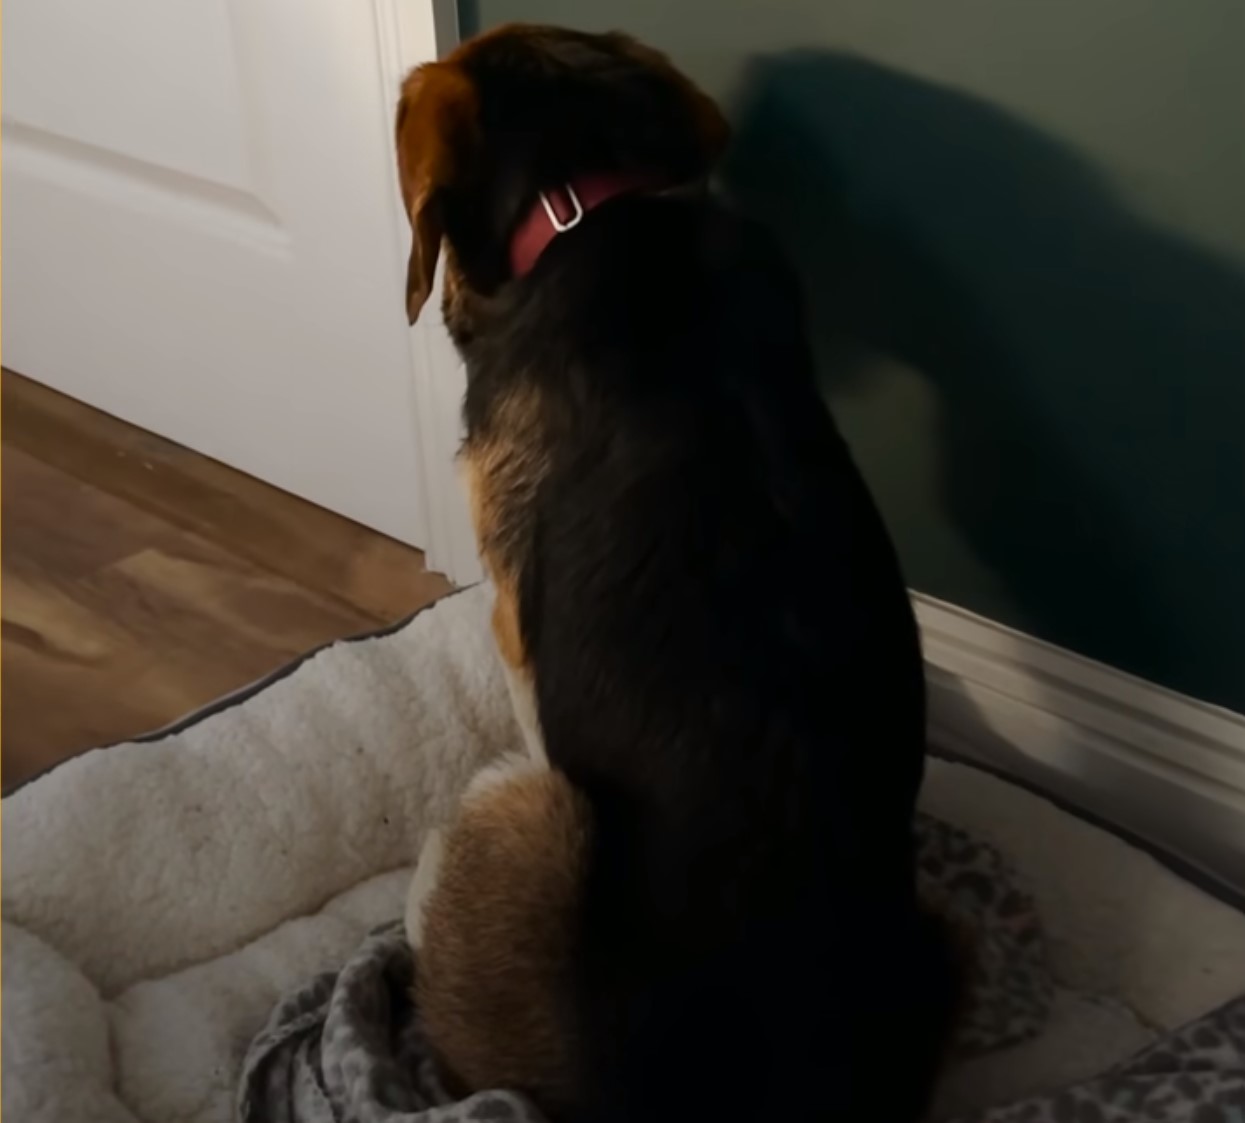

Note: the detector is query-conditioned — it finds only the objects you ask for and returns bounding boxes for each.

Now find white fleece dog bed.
[4,585,1244,1123]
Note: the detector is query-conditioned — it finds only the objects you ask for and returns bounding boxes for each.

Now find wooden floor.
[1,369,453,790]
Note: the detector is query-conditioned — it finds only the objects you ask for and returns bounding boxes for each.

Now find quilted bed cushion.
[3,585,1244,1122]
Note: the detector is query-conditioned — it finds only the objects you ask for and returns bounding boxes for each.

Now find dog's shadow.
[722,51,1245,709]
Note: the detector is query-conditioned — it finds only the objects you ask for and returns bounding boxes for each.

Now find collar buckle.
[538,184,584,232]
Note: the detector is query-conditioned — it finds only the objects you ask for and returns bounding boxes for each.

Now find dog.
[396,24,960,1123]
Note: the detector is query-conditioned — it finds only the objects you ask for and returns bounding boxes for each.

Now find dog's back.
[458,196,956,1120]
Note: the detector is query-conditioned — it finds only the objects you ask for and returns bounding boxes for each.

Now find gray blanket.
[238,818,1245,1122]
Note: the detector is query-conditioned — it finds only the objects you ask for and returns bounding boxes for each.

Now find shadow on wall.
[723,51,1245,712]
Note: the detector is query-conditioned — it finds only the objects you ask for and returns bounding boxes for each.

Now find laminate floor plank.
[2,369,455,789]
[2,371,449,623]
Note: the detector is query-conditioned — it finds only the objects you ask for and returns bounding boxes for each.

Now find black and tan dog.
[397,24,959,1123]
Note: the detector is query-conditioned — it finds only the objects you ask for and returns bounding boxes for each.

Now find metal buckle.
[539,184,584,232]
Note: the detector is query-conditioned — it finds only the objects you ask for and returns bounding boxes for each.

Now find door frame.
[374,0,483,585]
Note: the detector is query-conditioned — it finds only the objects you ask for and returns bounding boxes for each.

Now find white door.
[2,0,465,552]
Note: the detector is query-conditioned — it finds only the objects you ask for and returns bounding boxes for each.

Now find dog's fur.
[397,24,959,1123]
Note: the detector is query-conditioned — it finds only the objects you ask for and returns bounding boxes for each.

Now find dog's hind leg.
[405,751,542,950]
[414,761,592,1115]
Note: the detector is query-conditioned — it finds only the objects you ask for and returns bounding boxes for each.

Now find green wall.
[462,1,1245,712]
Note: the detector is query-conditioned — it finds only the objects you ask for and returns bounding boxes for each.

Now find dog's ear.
[395,63,479,324]
[607,34,731,172]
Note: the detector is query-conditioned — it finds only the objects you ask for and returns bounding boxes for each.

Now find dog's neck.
[508,170,664,278]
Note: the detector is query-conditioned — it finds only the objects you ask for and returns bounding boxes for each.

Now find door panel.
[5,0,253,188]
[2,0,437,544]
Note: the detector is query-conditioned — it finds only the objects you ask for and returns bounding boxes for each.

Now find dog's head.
[395,24,729,332]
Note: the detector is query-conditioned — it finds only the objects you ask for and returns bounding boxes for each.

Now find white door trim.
[371,0,483,585]
[915,592,1245,898]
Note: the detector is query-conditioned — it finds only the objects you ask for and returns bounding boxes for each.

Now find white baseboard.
[914,593,1245,899]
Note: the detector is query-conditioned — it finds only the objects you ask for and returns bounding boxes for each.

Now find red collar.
[509,170,659,278]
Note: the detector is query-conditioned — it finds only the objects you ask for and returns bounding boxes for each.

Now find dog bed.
[4,585,1244,1123]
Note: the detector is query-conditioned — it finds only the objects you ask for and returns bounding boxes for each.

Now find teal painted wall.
[462,1,1245,712]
